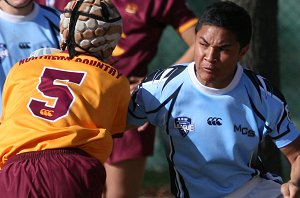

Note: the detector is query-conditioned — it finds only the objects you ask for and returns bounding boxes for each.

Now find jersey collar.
[188,62,243,95]
[0,2,39,22]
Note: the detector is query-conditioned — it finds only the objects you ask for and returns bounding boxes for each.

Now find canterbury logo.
[207,117,222,125]
[40,109,54,117]
[19,42,31,49]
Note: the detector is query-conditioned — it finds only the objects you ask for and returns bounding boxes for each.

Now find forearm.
[281,155,300,198]
[175,25,196,64]
[280,136,300,197]
[289,154,300,186]
[175,45,194,64]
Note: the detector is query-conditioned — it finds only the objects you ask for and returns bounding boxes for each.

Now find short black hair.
[196,1,252,48]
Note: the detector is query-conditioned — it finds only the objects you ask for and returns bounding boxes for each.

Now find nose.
[204,47,217,63]
[204,57,217,63]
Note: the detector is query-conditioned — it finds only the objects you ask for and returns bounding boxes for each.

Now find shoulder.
[243,68,286,103]
[137,64,188,96]
[143,64,188,83]
[37,3,61,19]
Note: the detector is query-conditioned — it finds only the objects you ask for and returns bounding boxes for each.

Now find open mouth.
[202,65,216,73]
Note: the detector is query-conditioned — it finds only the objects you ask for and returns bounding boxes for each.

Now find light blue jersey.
[128,62,300,198]
[0,3,60,115]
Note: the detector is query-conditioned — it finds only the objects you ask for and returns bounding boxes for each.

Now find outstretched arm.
[280,136,300,198]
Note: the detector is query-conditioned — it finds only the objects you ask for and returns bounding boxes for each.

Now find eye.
[199,42,208,47]
[219,46,232,52]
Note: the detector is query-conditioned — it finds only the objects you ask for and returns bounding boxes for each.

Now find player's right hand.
[128,76,144,94]
[137,122,149,132]
[281,181,300,198]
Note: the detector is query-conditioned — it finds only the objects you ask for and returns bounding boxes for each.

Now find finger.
[287,182,300,198]
[281,183,290,197]
[137,122,149,132]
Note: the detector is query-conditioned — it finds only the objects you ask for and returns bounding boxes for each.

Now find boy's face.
[194,24,249,89]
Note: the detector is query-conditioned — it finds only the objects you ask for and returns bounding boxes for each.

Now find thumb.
[281,183,290,197]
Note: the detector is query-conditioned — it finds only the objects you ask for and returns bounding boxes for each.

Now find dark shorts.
[0,148,106,198]
[107,124,156,164]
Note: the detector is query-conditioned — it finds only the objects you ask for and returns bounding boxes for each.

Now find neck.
[0,0,34,15]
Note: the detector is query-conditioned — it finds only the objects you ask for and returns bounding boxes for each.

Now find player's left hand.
[281,181,300,198]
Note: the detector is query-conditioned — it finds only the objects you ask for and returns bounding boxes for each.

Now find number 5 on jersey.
[27,67,86,122]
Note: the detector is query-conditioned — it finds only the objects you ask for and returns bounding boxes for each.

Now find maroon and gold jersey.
[0,52,130,167]
[110,0,198,77]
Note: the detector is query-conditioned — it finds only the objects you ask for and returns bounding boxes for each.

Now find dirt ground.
[140,185,173,198]
[140,170,173,198]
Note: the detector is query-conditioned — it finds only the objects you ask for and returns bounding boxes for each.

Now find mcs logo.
[207,117,222,126]
[234,125,255,137]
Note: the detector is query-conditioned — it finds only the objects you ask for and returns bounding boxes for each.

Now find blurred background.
[141,0,300,196]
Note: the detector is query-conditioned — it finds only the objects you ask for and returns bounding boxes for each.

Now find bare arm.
[280,136,300,198]
[174,26,196,64]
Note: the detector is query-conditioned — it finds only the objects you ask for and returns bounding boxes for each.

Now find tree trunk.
[228,0,282,177]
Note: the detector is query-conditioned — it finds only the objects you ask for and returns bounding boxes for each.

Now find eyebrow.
[199,37,233,48]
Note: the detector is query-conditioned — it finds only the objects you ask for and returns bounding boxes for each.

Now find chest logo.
[19,42,31,49]
[174,117,195,137]
[0,43,8,63]
[207,117,222,126]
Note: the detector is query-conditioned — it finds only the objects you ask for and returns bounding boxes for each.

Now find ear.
[239,44,250,59]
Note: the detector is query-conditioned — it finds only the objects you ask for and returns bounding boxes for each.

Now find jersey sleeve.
[156,0,198,34]
[127,87,149,127]
[262,80,300,148]
[127,69,164,127]
[127,67,179,127]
